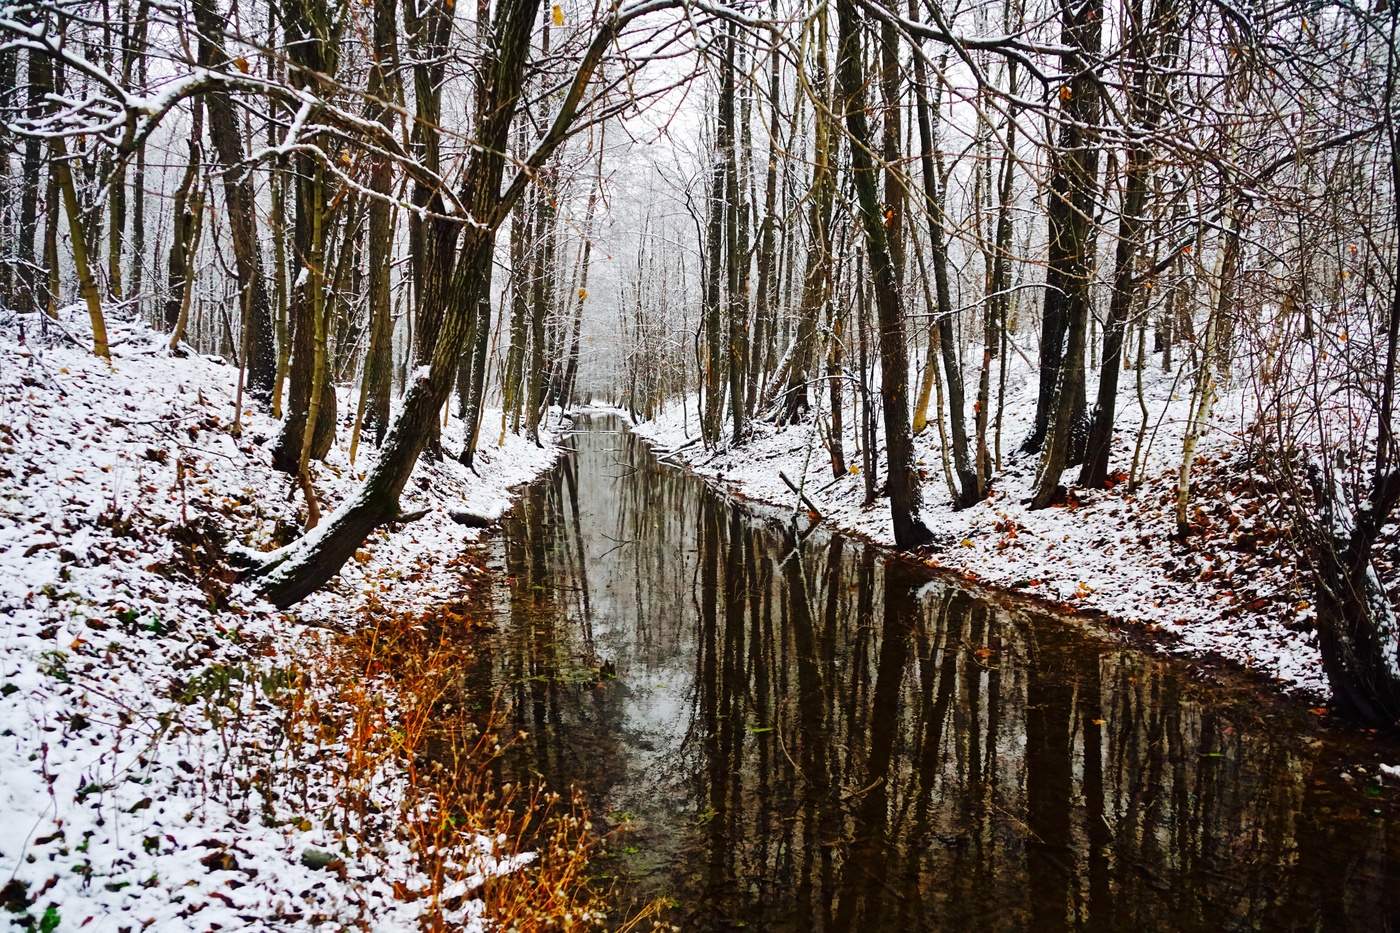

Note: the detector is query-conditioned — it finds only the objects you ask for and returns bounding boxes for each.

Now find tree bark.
[191,0,276,400]
[360,0,400,448]
[835,0,931,547]
[165,98,204,333]
[1027,0,1103,456]
[15,44,50,315]
[53,134,110,359]
[910,32,976,505]
[724,22,749,442]
[782,6,834,423]
[1028,0,1105,508]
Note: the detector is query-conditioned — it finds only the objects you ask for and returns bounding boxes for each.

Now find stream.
[466,413,1400,931]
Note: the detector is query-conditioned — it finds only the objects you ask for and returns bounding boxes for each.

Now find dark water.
[472,414,1400,932]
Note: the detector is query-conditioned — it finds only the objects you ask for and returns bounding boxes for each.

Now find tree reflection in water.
[472,416,1400,932]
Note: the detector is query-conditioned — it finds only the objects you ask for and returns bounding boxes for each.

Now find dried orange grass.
[281,591,650,930]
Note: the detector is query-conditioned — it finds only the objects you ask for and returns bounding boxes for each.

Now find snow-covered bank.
[633,357,1331,698]
[0,314,560,930]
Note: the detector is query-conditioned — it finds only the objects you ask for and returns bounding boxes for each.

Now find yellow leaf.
[234,56,250,74]
[1059,85,1072,101]
[960,538,974,548]
[577,288,588,300]
[551,3,564,25]
[848,464,860,475]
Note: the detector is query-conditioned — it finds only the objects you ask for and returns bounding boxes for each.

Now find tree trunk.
[747,10,780,417]
[525,162,556,445]
[835,0,931,547]
[191,0,277,400]
[1305,462,1400,726]
[702,50,732,445]
[1027,0,1103,456]
[459,286,493,465]
[502,183,531,437]
[15,45,50,315]
[910,33,976,505]
[1028,0,1105,508]
[782,6,834,423]
[359,0,400,448]
[165,98,204,333]
[272,150,338,473]
[1175,209,1239,536]
[53,134,110,359]
[126,3,150,318]
[167,184,205,350]
[725,22,749,443]
[977,97,1017,499]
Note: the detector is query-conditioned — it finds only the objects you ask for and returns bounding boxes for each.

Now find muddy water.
[469,414,1400,931]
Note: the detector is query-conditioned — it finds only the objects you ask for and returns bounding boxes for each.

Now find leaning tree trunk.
[910,24,976,506]
[1305,462,1400,727]
[1302,59,1400,726]
[53,133,109,359]
[254,0,609,606]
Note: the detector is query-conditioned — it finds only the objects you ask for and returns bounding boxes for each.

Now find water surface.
[470,414,1400,931]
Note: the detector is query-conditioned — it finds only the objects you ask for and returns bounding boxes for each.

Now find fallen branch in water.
[778,470,824,522]
[657,436,702,466]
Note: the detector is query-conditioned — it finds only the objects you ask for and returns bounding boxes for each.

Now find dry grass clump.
[281,592,625,929]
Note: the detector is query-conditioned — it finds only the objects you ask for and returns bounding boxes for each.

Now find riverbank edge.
[621,406,1332,710]
[0,320,567,929]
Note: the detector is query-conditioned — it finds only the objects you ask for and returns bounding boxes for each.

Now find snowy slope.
[0,312,557,930]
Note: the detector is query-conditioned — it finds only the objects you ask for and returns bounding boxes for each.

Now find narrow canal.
[469,414,1400,931]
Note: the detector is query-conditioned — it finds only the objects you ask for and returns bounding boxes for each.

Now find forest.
[2,0,1399,925]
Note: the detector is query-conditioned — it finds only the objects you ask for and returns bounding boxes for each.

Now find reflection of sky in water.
[476,414,1400,933]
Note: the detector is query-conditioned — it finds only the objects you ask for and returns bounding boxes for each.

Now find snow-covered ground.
[0,312,558,930]
[634,350,1331,697]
